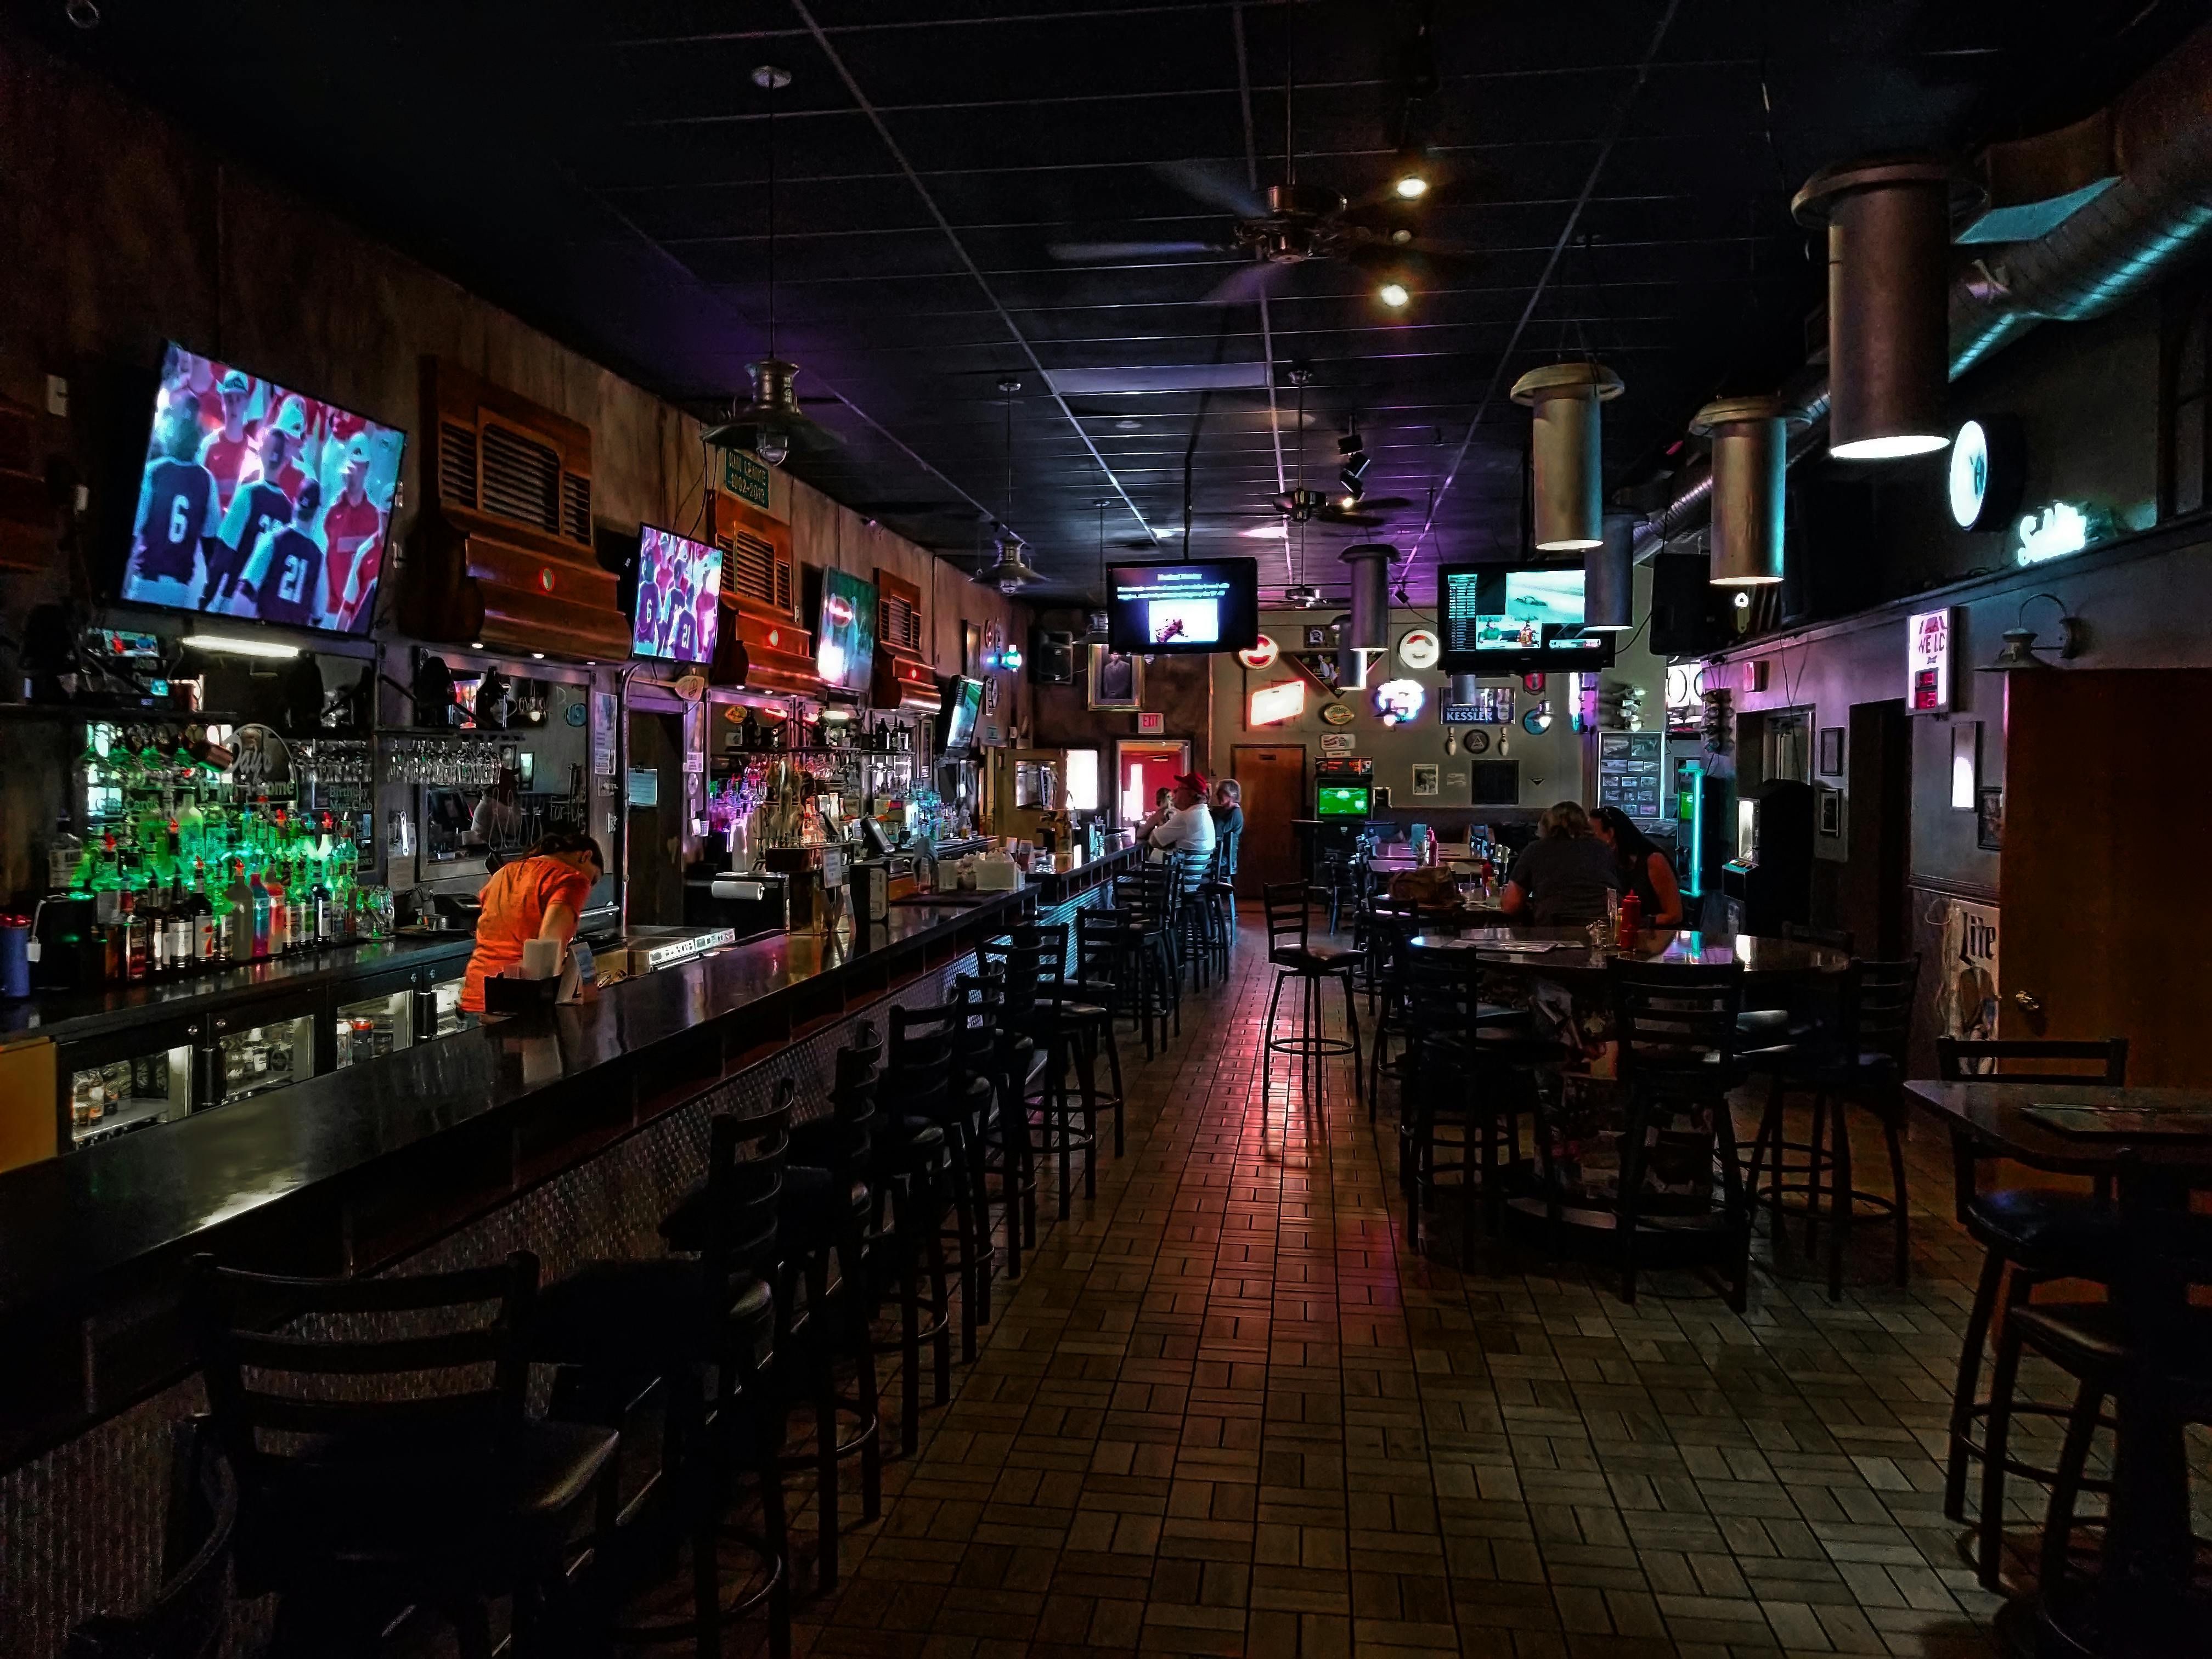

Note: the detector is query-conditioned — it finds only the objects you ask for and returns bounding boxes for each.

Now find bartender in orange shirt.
[459,831,605,1013]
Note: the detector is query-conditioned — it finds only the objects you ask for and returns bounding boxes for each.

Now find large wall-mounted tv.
[631,524,724,664]
[813,566,878,694]
[118,343,406,636]
[1106,558,1260,655]
[1437,562,1616,673]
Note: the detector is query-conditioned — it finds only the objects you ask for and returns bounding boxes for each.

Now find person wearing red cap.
[1147,770,1217,861]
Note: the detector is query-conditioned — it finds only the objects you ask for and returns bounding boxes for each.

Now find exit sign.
[721,447,772,509]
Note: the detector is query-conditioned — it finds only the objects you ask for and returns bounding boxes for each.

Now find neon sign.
[1248,680,1305,726]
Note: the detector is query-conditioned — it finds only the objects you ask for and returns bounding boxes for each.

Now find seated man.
[1147,771,1217,888]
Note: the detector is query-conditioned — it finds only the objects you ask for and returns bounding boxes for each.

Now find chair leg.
[1052,1036,1074,1220]
[1803,1092,1828,1255]
[1827,1096,1852,1302]
[924,1201,953,1407]
[1945,1251,2008,1520]
[2038,1379,2108,1598]
[1073,1031,1099,1200]
[899,1204,922,1458]
[1101,1019,1126,1158]
[1260,971,1285,1106]
[1339,971,1364,1111]
[1976,1300,2028,1588]
[752,1389,795,1659]
[1883,1107,1910,1286]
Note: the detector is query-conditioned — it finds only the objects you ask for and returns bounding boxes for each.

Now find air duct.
[1793,157,1965,461]
[1510,362,1622,550]
[1692,397,1791,585]
[1339,543,1393,689]
[1585,511,1637,629]
[1633,22,2212,560]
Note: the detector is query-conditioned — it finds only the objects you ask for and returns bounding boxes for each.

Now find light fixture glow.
[754,425,791,467]
[1393,174,1429,200]
[180,634,301,659]
[532,651,546,659]
[1711,573,1783,588]
[1830,432,1950,461]
[1248,680,1306,726]
[1376,283,1410,309]
[470,641,485,649]
[1340,495,1358,511]
[1241,523,1288,539]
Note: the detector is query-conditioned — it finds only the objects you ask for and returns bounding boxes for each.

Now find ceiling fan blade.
[1318,511,1387,529]
[1153,157,1269,221]
[1203,260,1288,307]
[1344,495,1414,511]
[1047,239,1227,262]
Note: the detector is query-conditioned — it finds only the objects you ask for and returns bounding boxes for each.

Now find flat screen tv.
[1437,562,1616,673]
[814,567,877,694]
[936,676,984,753]
[117,342,406,636]
[1316,783,1372,819]
[1105,558,1260,654]
[631,524,724,664]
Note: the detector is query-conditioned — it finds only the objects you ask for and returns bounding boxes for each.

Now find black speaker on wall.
[1029,628,1075,685]
[1648,551,1729,658]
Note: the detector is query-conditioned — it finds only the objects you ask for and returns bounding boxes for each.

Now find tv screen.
[1437,562,1615,672]
[119,343,405,635]
[938,676,983,753]
[631,524,724,663]
[814,567,877,693]
[1106,558,1260,654]
[1316,784,1372,819]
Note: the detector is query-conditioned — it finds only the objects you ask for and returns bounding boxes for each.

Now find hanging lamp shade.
[1584,511,1637,630]
[1691,396,1791,586]
[1510,361,1623,551]
[975,535,1040,594]
[1793,157,1971,461]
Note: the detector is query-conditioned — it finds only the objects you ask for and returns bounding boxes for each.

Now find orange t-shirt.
[460,856,592,1012]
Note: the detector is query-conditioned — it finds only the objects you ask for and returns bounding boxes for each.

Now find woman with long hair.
[1589,804,1685,928]
[1499,801,1622,926]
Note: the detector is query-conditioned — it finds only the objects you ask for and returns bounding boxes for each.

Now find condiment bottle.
[1616,888,1643,950]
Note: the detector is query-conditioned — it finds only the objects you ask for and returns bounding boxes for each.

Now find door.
[626,710,686,926]
[1113,740,1189,830]
[1232,744,1307,898]
[2001,670,2212,1084]
[1839,699,1910,957]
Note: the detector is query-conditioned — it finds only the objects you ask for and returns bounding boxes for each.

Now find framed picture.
[1086,645,1144,711]
[1817,786,1843,838]
[1304,625,1329,648]
[1977,785,2004,851]
[1410,763,1440,797]
[1818,726,1845,777]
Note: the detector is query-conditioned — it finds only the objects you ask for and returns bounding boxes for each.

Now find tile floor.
[778,919,2086,1659]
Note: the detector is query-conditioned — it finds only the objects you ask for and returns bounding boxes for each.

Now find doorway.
[1839,700,1910,957]
[625,709,686,927]
[1114,740,1189,830]
[1231,743,1307,898]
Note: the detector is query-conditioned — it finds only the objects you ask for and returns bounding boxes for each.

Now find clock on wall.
[1396,628,1441,670]
[1522,705,1552,735]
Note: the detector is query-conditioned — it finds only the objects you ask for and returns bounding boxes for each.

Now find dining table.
[1906,1077,2212,1658]
[1404,925,1850,987]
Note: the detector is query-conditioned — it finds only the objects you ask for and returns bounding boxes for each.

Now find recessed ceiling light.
[1393,174,1429,200]
[1377,283,1410,309]
[1114,419,1142,431]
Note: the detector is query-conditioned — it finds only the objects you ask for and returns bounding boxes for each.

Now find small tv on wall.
[630,524,724,664]
[116,342,407,636]
[812,566,878,694]
[1105,558,1260,655]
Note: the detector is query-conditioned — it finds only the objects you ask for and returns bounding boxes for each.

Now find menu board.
[1597,731,1664,822]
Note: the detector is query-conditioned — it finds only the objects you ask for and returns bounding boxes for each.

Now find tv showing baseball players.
[120,343,406,636]
[630,524,724,664]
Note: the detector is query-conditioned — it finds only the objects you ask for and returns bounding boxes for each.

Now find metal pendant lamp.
[975,377,1037,592]
[1510,360,1623,551]
[1584,510,1637,629]
[1793,156,1971,461]
[1692,396,1791,586]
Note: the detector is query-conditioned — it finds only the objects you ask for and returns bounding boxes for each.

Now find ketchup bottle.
[1616,888,1643,950]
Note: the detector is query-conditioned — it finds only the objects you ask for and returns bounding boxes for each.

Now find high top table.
[1907,1077,2212,1658]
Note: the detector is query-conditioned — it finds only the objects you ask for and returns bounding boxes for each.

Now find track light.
[1376,283,1410,309]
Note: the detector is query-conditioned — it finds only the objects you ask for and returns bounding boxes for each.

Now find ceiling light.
[1693,395,1793,585]
[531,651,546,659]
[1376,283,1410,309]
[754,425,791,467]
[1242,523,1288,539]
[180,634,300,659]
[1393,174,1429,200]
[1829,433,1951,460]
[1513,360,1623,552]
[470,641,484,649]
[1114,419,1142,431]
[1340,495,1359,511]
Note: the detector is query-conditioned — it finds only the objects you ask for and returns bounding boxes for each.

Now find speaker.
[1648,551,1728,658]
[1029,628,1075,685]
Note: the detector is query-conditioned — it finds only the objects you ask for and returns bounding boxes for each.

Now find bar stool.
[1017,918,1127,1162]
[983,928,1112,1216]
[1075,903,1169,1063]
[189,1249,620,1659]
[1111,865,1181,1051]
[531,1090,793,1658]
[65,1418,236,1659]
[1258,882,1363,1111]
[1195,843,1238,961]
[957,971,1039,1282]
[1933,1037,2131,1588]
[1362,901,1422,1115]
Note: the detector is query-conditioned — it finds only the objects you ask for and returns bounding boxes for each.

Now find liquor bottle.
[313,864,336,946]
[143,883,170,978]
[226,861,256,963]
[121,891,149,983]
[257,865,281,958]
[90,833,124,924]
[189,861,217,965]
[167,876,191,973]
[47,815,84,895]
[178,797,206,865]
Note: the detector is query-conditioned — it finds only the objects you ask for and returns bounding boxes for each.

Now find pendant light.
[1792,157,1966,461]
[1692,396,1790,586]
[1083,500,1111,642]
[703,66,837,467]
[1584,510,1635,630]
[1281,366,1321,606]
[1976,592,2085,672]
[1510,360,1622,551]
[977,377,1039,593]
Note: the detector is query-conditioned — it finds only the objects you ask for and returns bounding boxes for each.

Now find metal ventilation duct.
[1585,512,1637,629]
[1692,398,1790,585]
[1630,21,2212,561]
[1339,543,1393,689]
[1510,362,1623,549]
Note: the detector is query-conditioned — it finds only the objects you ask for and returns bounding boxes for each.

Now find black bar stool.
[189,1249,620,1659]
[1258,882,1363,1111]
[983,928,1111,1216]
[65,1418,236,1659]
[1110,865,1181,1052]
[957,970,1040,1283]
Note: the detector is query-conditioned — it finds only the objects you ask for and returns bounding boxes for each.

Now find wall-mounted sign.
[1440,685,1515,725]
[1136,711,1165,735]
[1319,699,1355,727]
[1460,729,1490,755]
[1318,732,1356,756]
[1237,634,1279,670]
[1248,680,1305,726]
[1396,628,1441,670]
[721,447,772,510]
[1372,678,1426,726]
[2014,500,2113,566]
[1946,416,2025,532]
[1521,706,1551,735]
[1908,607,1954,714]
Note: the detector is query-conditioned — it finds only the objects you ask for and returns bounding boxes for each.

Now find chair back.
[64,1419,236,1659]
[1609,960,1746,1092]
[979,935,1060,1018]
[1367,903,1423,1000]
[1261,882,1317,954]
[1782,920,1855,953]
[1841,955,1920,1068]
[1113,864,1174,927]
[1935,1037,2128,1085]
[806,1028,882,1176]
[887,1001,963,1116]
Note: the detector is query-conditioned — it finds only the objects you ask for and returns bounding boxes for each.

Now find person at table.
[1147,772,1217,858]
[1589,804,1684,928]
[1498,801,1621,926]
[1210,778,1243,878]
[1133,784,1173,839]
[460,830,605,1013]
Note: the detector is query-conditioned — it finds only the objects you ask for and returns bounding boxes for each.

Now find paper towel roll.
[521,938,560,980]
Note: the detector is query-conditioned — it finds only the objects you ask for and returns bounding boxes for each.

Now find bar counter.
[1025,840,1141,903]
[0,887,1030,1472]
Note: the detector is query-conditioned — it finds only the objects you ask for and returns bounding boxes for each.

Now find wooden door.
[1232,744,1307,898]
[2002,670,2212,1084]
[1839,699,1910,957]
[624,711,686,927]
